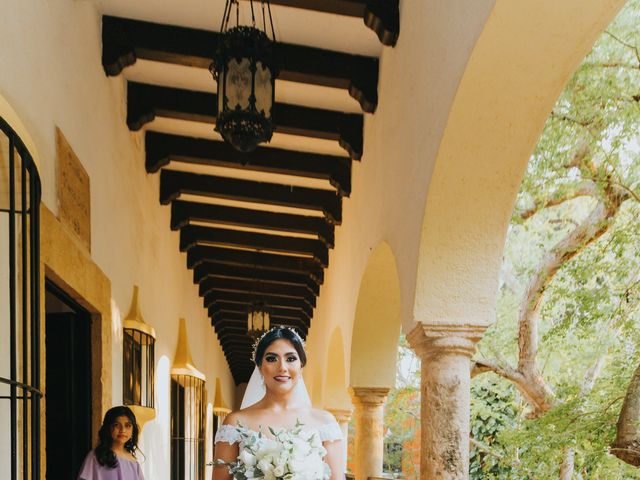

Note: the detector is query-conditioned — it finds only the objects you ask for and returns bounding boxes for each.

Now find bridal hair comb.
[250,326,306,362]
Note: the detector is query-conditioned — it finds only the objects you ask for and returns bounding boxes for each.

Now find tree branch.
[471,359,522,383]
[550,111,594,128]
[518,199,619,373]
[470,437,504,459]
[605,30,640,65]
[559,448,575,480]
[581,61,640,70]
[517,181,598,220]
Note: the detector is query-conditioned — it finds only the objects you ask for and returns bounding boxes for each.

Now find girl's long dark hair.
[95,406,140,468]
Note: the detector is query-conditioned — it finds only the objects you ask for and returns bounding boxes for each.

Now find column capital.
[325,407,353,424]
[407,322,488,360]
[349,386,390,406]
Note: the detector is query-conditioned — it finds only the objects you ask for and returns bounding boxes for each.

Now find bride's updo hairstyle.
[254,327,307,367]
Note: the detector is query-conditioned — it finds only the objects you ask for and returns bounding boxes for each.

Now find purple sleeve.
[138,462,145,480]
[77,451,97,480]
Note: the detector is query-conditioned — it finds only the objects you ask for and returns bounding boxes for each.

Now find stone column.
[349,387,389,480]
[326,407,352,472]
[407,323,486,480]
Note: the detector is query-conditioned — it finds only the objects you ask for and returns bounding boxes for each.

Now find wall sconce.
[123,285,156,429]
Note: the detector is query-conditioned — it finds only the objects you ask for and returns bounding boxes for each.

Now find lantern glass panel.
[226,58,252,110]
[254,61,272,118]
[217,75,224,115]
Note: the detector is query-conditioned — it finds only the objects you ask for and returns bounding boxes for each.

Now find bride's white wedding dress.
[214,422,342,479]
[218,366,342,478]
[215,422,343,445]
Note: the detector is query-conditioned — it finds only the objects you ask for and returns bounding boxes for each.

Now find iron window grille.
[171,374,206,480]
[123,328,155,408]
[0,115,42,480]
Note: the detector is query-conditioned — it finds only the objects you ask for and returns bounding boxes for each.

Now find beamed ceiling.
[99,0,398,384]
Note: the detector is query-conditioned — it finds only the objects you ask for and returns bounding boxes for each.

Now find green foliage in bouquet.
[216,421,330,480]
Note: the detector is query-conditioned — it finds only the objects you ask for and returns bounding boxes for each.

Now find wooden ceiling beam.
[186,246,324,283]
[205,292,314,313]
[209,303,310,323]
[179,225,329,267]
[200,278,315,304]
[146,132,352,197]
[214,320,309,339]
[193,264,320,296]
[266,1,399,46]
[102,16,379,112]
[128,83,363,159]
[171,201,335,248]
[204,289,315,311]
[160,169,342,224]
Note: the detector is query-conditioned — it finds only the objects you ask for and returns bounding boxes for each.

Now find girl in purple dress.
[77,406,145,480]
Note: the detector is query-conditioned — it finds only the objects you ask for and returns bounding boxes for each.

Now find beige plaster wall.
[0,1,235,478]
[323,327,349,409]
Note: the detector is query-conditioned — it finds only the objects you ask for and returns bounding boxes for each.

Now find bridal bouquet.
[219,421,331,480]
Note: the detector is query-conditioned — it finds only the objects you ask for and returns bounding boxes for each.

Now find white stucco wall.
[0,1,235,477]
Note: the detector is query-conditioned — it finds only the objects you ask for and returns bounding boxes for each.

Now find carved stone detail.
[56,128,91,252]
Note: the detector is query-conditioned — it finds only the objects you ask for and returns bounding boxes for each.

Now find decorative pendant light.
[211,0,278,153]
[247,301,271,339]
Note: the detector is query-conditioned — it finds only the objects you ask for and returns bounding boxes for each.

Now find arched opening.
[348,242,401,479]
[350,242,401,389]
[465,1,640,476]
[405,0,628,477]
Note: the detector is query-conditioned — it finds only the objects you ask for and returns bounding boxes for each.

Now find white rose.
[239,449,257,466]
[273,465,285,477]
[258,458,273,474]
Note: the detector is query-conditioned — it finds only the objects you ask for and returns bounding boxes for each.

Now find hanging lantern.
[211,0,278,153]
[247,301,271,339]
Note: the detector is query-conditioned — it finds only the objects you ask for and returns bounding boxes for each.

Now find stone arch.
[412,0,626,327]
[324,327,349,409]
[350,242,401,389]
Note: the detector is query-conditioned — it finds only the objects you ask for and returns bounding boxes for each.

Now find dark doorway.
[45,280,92,480]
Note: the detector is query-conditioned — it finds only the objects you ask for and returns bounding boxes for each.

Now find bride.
[213,327,344,479]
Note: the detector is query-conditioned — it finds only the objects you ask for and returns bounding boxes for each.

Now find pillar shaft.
[407,323,486,480]
[349,387,389,480]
